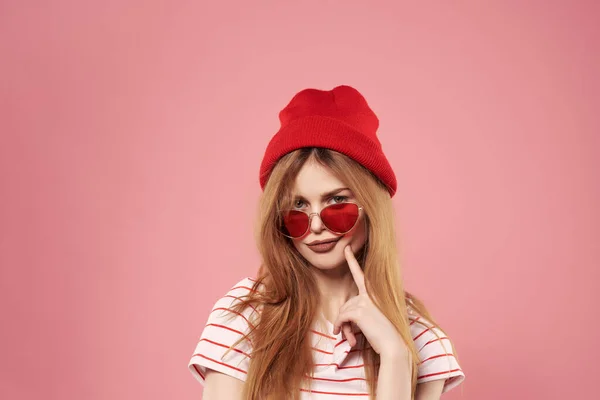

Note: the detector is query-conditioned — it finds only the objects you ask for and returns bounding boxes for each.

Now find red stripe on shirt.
[223,294,259,314]
[420,353,455,364]
[334,332,363,348]
[204,323,253,346]
[192,354,248,375]
[300,388,369,396]
[211,307,256,330]
[421,337,449,348]
[412,327,430,341]
[192,364,205,380]
[314,362,366,369]
[311,329,337,340]
[312,347,334,355]
[306,375,366,383]
[418,368,463,379]
[229,285,257,293]
[198,338,252,359]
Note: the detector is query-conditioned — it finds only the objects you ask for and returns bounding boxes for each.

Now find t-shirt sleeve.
[188,277,259,386]
[410,312,465,393]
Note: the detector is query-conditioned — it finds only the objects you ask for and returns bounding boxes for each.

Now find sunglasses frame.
[277,202,364,239]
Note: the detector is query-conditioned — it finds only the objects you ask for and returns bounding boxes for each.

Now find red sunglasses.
[278,202,363,239]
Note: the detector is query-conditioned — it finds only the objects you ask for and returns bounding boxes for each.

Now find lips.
[307,237,341,246]
[305,237,343,254]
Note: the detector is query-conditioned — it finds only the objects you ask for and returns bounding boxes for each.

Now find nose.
[308,211,325,233]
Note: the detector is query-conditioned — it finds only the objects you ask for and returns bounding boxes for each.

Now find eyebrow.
[292,187,351,201]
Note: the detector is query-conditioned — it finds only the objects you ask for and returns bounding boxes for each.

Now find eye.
[293,200,305,209]
[331,195,348,203]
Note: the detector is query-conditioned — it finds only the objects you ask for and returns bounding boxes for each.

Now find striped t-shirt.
[188,277,465,398]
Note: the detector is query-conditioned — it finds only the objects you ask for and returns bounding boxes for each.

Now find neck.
[312,265,359,324]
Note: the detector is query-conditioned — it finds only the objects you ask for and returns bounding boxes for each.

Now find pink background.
[1,1,598,399]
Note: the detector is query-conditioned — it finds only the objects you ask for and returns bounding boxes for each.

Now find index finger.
[344,245,366,294]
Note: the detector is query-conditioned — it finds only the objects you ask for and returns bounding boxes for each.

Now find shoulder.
[219,276,261,301]
[208,276,264,328]
[408,310,443,345]
[407,308,466,394]
[404,298,447,347]
[187,276,263,386]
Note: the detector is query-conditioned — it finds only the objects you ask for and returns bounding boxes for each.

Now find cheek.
[345,217,367,247]
[348,216,367,238]
[291,238,305,254]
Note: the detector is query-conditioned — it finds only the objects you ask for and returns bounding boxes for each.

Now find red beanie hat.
[259,85,397,197]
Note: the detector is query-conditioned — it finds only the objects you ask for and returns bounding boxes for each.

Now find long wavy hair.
[226,147,455,399]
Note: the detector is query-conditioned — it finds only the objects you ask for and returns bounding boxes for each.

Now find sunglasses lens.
[281,210,309,238]
[321,203,359,233]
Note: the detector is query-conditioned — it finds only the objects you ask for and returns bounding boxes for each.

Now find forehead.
[291,160,345,197]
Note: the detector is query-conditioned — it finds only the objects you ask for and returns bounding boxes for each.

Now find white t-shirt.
[188,277,465,398]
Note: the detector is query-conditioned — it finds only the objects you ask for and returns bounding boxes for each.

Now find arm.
[377,354,445,400]
[202,369,244,400]
[415,380,444,400]
[376,354,412,400]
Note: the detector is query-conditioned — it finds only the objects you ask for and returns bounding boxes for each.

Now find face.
[286,159,367,270]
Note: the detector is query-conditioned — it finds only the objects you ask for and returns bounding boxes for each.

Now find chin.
[299,246,347,270]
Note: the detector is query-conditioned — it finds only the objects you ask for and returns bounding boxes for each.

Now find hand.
[333,245,410,360]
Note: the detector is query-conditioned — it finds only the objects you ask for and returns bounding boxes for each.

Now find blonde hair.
[225,148,457,399]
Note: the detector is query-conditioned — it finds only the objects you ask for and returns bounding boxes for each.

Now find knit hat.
[259,85,397,197]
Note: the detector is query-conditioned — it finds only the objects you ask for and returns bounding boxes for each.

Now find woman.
[188,85,466,399]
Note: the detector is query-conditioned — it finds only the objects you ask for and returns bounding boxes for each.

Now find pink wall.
[1,1,598,399]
